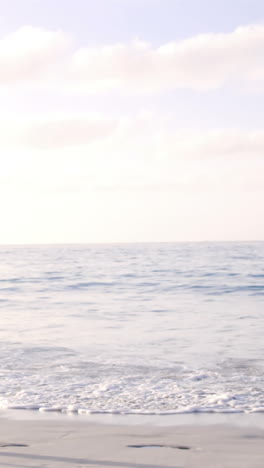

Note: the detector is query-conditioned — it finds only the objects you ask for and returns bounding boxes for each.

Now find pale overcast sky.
[0,0,263,243]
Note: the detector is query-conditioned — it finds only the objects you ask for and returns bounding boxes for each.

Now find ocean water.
[0,242,264,415]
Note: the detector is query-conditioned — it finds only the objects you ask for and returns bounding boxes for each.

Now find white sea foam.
[0,243,263,415]
[0,363,263,414]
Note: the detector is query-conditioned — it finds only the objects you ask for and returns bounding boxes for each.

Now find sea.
[0,242,264,416]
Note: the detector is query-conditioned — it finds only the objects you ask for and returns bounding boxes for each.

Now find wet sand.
[0,414,263,467]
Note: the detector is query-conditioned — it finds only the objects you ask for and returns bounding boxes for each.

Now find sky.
[0,0,264,243]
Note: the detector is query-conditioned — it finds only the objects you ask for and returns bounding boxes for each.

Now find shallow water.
[0,242,264,414]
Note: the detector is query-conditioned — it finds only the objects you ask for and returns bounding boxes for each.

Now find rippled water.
[0,242,264,414]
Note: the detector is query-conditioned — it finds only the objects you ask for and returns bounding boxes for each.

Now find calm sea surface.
[0,242,264,414]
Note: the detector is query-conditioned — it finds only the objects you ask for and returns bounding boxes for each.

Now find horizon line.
[0,240,263,247]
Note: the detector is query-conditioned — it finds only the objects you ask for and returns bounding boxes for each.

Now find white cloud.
[69,24,264,92]
[0,111,263,243]
[1,24,264,92]
[0,115,117,149]
[1,112,264,162]
[0,26,69,84]
[1,112,263,202]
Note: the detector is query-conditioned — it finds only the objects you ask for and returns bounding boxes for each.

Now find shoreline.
[3,407,264,428]
[0,412,263,467]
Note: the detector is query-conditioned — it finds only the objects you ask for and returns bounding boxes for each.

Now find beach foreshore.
[0,412,263,467]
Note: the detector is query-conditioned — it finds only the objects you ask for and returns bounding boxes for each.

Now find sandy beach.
[0,413,263,468]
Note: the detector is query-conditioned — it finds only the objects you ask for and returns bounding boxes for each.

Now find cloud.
[0,115,117,149]
[0,112,263,244]
[1,24,264,91]
[0,112,263,200]
[69,24,264,92]
[0,26,69,84]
